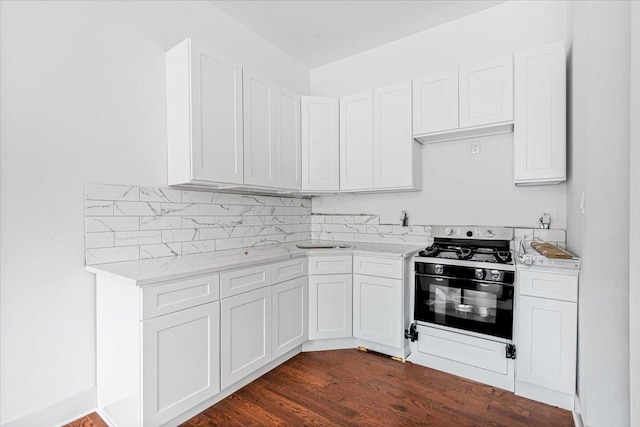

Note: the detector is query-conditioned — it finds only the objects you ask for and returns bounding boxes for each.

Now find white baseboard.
[1,387,96,427]
[573,395,585,427]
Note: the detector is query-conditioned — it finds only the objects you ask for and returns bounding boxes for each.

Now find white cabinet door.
[413,69,459,134]
[142,302,220,426]
[166,38,243,185]
[276,86,301,190]
[301,96,340,192]
[272,277,308,358]
[243,69,277,187]
[373,81,414,189]
[340,91,374,190]
[514,41,566,185]
[517,295,577,394]
[308,274,352,340]
[353,274,402,348]
[459,55,513,128]
[220,287,272,389]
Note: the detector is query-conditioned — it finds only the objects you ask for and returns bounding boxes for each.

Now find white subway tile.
[182,240,217,254]
[140,243,181,259]
[85,200,114,216]
[86,246,139,265]
[114,231,161,246]
[86,232,114,249]
[139,187,182,203]
[161,229,198,243]
[181,216,218,228]
[114,201,162,216]
[533,229,566,243]
[331,216,354,224]
[215,238,243,251]
[182,190,217,204]
[140,216,181,230]
[86,217,139,232]
[160,203,198,216]
[86,184,138,201]
[353,234,379,243]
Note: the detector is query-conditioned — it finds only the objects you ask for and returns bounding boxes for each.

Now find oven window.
[415,276,514,339]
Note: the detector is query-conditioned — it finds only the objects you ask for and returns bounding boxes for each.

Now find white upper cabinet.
[413,69,459,134]
[340,91,374,190]
[166,38,244,186]
[514,41,566,185]
[374,81,418,189]
[301,96,340,192]
[459,55,514,128]
[243,70,277,187]
[275,87,302,190]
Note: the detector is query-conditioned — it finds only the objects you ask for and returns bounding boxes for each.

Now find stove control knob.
[491,270,501,280]
[445,227,454,236]
[486,229,495,238]
[435,265,444,275]
[475,269,485,280]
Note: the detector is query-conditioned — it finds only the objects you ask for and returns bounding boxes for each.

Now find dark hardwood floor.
[66,349,574,427]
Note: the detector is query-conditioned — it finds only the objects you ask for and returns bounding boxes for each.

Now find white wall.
[629,1,640,425]
[566,1,631,426]
[0,1,308,424]
[310,0,567,229]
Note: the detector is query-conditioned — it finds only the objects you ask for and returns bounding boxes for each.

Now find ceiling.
[211,0,507,68]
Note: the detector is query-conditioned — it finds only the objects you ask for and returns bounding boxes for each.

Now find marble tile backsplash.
[311,214,568,251]
[85,184,311,265]
[310,214,433,245]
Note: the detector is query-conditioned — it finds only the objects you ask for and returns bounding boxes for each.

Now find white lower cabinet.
[516,295,577,394]
[220,287,272,389]
[142,302,220,426]
[272,277,308,358]
[353,274,402,348]
[308,274,353,340]
[515,267,578,409]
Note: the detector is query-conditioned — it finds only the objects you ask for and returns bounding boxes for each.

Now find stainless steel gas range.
[406,226,517,391]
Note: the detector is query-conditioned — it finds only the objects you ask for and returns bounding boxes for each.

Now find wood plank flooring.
[66,349,574,427]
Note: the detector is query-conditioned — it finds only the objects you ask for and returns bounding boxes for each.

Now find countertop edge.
[86,243,426,286]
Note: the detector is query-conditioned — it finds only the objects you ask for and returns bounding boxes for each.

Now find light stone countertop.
[85,239,429,286]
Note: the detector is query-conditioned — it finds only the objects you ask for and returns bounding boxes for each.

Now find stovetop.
[419,244,513,264]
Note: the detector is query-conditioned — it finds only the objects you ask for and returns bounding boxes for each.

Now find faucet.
[401,211,409,227]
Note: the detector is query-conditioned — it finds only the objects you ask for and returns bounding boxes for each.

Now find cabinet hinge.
[405,323,419,342]
[505,344,517,359]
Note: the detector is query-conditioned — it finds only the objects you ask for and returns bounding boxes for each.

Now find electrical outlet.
[471,141,481,155]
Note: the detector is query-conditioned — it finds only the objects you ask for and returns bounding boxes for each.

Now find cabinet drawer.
[518,270,578,302]
[417,325,508,375]
[271,258,307,284]
[308,255,352,275]
[353,255,403,279]
[142,274,220,320]
[220,265,272,298]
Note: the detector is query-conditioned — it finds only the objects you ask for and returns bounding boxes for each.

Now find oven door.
[414,273,514,340]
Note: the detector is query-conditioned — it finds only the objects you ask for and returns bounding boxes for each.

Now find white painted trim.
[302,337,356,352]
[95,408,116,427]
[573,394,585,427]
[1,387,96,427]
[514,380,574,410]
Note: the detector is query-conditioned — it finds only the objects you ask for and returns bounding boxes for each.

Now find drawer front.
[417,325,508,374]
[308,255,352,275]
[220,265,272,299]
[518,270,578,302]
[271,258,308,284]
[142,274,220,320]
[353,255,403,279]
